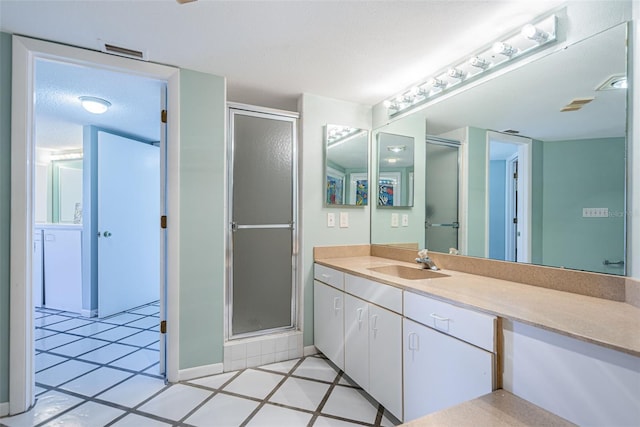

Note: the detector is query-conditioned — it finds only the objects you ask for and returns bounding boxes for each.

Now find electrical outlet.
[582,208,609,218]
[327,212,336,227]
[391,213,399,227]
[401,214,409,227]
[339,212,349,228]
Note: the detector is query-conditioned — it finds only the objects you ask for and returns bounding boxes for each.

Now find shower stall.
[225,104,301,369]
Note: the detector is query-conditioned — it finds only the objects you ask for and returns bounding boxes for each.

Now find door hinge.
[161,110,167,124]
[160,320,167,334]
[513,217,518,224]
[513,172,518,179]
[161,215,167,229]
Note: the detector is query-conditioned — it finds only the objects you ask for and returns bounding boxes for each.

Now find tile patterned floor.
[1,303,400,427]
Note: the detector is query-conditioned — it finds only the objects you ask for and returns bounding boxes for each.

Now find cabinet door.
[369,304,403,421]
[403,318,493,421]
[344,294,369,389]
[314,281,345,370]
[43,229,82,313]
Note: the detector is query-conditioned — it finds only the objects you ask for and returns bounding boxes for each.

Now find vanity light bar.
[384,13,557,117]
[327,126,366,148]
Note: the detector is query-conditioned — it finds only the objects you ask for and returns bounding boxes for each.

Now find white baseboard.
[0,401,9,417]
[178,363,223,382]
[81,309,98,318]
[304,345,319,356]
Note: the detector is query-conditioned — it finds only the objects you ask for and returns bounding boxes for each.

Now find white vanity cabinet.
[314,265,345,370]
[43,226,83,313]
[344,292,403,420]
[403,292,496,421]
[503,319,640,426]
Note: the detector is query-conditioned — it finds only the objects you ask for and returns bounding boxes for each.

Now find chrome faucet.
[416,249,439,271]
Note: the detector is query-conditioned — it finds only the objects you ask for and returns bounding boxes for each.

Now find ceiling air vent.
[560,97,594,112]
[502,129,520,134]
[99,40,148,61]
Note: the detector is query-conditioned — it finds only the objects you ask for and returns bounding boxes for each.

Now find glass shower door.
[228,107,297,338]
[425,138,460,253]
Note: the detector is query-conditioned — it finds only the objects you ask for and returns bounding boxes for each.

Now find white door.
[344,294,369,389]
[313,281,344,370]
[369,305,403,420]
[98,131,160,318]
[403,318,493,421]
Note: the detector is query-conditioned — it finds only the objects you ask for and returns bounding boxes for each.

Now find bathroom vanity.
[313,245,640,426]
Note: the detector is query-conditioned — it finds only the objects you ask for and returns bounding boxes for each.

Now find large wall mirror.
[325,124,369,206]
[372,21,628,276]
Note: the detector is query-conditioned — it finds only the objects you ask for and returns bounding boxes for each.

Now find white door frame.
[10,35,182,414]
[485,131,532,263]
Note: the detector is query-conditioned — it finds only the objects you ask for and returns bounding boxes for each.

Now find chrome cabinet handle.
[333,297,342,312]
[430,313,450,322]
[371,314,378,337]
[103,231,112,238]
[407,332,419,351]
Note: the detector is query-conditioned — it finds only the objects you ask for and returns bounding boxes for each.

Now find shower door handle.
[231,222,294,231]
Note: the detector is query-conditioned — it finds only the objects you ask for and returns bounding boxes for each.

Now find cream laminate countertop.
[315,256,640,357]
[401,390,575,427]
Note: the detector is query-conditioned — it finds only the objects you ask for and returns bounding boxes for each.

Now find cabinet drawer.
[345,273,403,314]
[404,292,495,352]
[314,264,344,290]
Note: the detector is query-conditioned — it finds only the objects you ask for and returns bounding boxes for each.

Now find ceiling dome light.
[79,96,111,114]
[521,24,549,42]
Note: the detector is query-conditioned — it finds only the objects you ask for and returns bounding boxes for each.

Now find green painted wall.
[178,70,226,369]
[542,137,626,274]
[300,94,372,348]
[466,126,487,257]
[0,31,12,405]
[371,114,426,247]
[530,139,544,265]
[0,53,228,397]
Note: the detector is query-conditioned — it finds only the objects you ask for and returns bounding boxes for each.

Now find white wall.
[299,93,372,347]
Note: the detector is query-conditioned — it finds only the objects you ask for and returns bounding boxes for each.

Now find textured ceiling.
[1,0,625,149]
[35,59,163,150]
[0,0,565,111]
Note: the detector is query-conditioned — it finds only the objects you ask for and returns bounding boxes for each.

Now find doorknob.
[103,231,112,238]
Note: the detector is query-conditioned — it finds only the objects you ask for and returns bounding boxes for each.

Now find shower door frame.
[225,103,299,341]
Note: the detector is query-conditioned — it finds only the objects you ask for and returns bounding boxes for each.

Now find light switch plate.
[401,214,409,227]
[391,213,399,227]
[339,212,349,228]
[327,212,336,227]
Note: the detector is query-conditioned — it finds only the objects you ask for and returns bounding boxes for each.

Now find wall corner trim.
[177,363,224,382]
[303,345,319,356]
